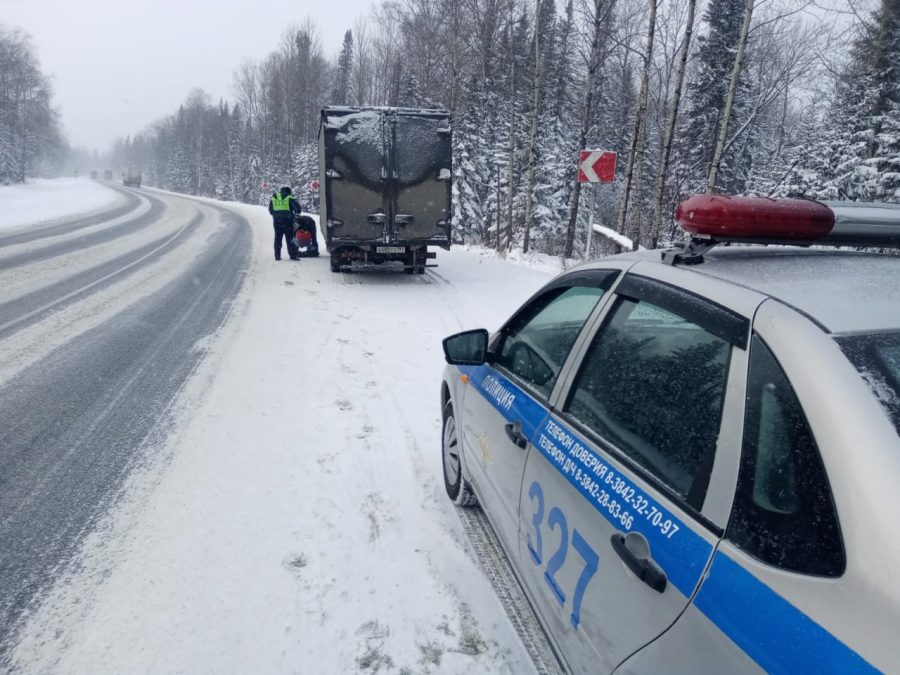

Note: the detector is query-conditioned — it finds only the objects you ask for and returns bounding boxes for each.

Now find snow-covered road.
[1,180,566,674]
[0,178,126,234]
[0,181,252,660]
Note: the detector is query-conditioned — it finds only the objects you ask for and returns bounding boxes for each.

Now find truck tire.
[330,256,342,273]
[407,250,426,274]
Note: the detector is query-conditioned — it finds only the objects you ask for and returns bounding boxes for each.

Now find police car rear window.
[729,336,845,577]
[836,331,900,436]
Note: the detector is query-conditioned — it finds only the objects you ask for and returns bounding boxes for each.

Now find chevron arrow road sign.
[578,150,617,183]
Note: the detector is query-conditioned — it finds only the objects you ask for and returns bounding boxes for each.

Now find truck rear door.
[322,109,387,243]
[389,112,451,244]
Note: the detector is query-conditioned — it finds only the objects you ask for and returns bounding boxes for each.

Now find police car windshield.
[836,332,900,435]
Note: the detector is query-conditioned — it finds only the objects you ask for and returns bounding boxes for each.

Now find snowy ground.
[0,178,123,232]
[6,184,564,674]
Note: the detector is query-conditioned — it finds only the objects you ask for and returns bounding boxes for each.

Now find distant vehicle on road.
[318,106,452,274]
[103,169,113,181]
[440,195,900,674]
[90,170,98,179]
[123,169,142,188]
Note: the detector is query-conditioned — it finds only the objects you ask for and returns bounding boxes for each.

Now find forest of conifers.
[5,0,899,256]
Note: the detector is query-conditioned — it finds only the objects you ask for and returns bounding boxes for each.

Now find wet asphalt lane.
[0,192,251,662]
[0,211,203,339]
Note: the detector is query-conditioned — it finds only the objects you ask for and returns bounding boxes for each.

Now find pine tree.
[873,100,900,200]
[674,0,750,197]
[399,73,424,107]
[856,0,900,201]
[167,107,192,193]
[332,30,354,105]
[786,0,900,202]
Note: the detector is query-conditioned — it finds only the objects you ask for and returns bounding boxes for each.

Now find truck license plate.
[377,247,405,254]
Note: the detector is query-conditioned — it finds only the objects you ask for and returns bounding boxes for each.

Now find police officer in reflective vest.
[268,186,301,260]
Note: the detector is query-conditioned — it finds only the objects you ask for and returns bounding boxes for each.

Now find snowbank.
[460,231,645,277]
[458,244,571,277]
[593,223,641,250]
[0,178,123,232]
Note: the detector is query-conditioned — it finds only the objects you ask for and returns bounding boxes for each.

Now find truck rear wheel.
[330,256,342,273]
[407,250,426,274]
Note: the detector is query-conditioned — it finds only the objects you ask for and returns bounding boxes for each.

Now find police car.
[440,195,900,674]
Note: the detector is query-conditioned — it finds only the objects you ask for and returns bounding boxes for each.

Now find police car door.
[460,270,620,555]
[619,315,863,674]
[518,271,754,674]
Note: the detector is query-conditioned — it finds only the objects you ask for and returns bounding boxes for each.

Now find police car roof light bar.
[675,195,833,243]
[674,194,900,250]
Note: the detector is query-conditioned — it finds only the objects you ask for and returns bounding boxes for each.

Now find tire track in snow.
[283,267,513,672]
[382,378,562,675]
[455,507,565,675]
[359,260,558,675]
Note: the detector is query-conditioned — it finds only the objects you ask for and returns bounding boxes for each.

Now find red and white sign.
[309,179,319,191]
[578,150,617,183]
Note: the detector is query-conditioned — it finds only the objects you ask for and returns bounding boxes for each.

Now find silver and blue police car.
[440,195,900,674]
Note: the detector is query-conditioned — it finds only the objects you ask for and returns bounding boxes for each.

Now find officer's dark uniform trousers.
[272,218,298,260]
[270,192,299,260]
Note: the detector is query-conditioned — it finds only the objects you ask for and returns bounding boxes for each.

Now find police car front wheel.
[442,401,477,507]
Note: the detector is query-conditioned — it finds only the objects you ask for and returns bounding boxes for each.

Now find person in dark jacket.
[268,186,302,260]
[293,214,320,257]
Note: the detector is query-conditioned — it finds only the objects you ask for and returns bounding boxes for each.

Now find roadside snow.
[459,244,570,277]
[0,178,123,232]
[10,196,556,674]
[593,223,642,250]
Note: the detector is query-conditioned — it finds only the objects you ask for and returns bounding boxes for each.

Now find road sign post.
[578,150,617,260]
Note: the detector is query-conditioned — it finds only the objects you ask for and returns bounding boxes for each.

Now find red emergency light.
[675,195,900,249]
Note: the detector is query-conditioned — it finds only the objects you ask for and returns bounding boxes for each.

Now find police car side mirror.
[443,329,489,365]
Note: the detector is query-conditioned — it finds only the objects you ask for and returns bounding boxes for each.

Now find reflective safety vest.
[271,193,293,212]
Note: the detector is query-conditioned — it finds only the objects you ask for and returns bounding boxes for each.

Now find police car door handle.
[504,421,528,449]
[610,533,667,593]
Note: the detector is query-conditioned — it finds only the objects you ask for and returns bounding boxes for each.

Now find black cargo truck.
[318,106,452,274]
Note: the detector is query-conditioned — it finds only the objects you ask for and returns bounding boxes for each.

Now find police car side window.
[728,335,845,577]
[564,296,731,508]
[496,286,606,399]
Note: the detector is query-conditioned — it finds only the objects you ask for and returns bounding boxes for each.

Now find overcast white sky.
[1,0,376,152]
